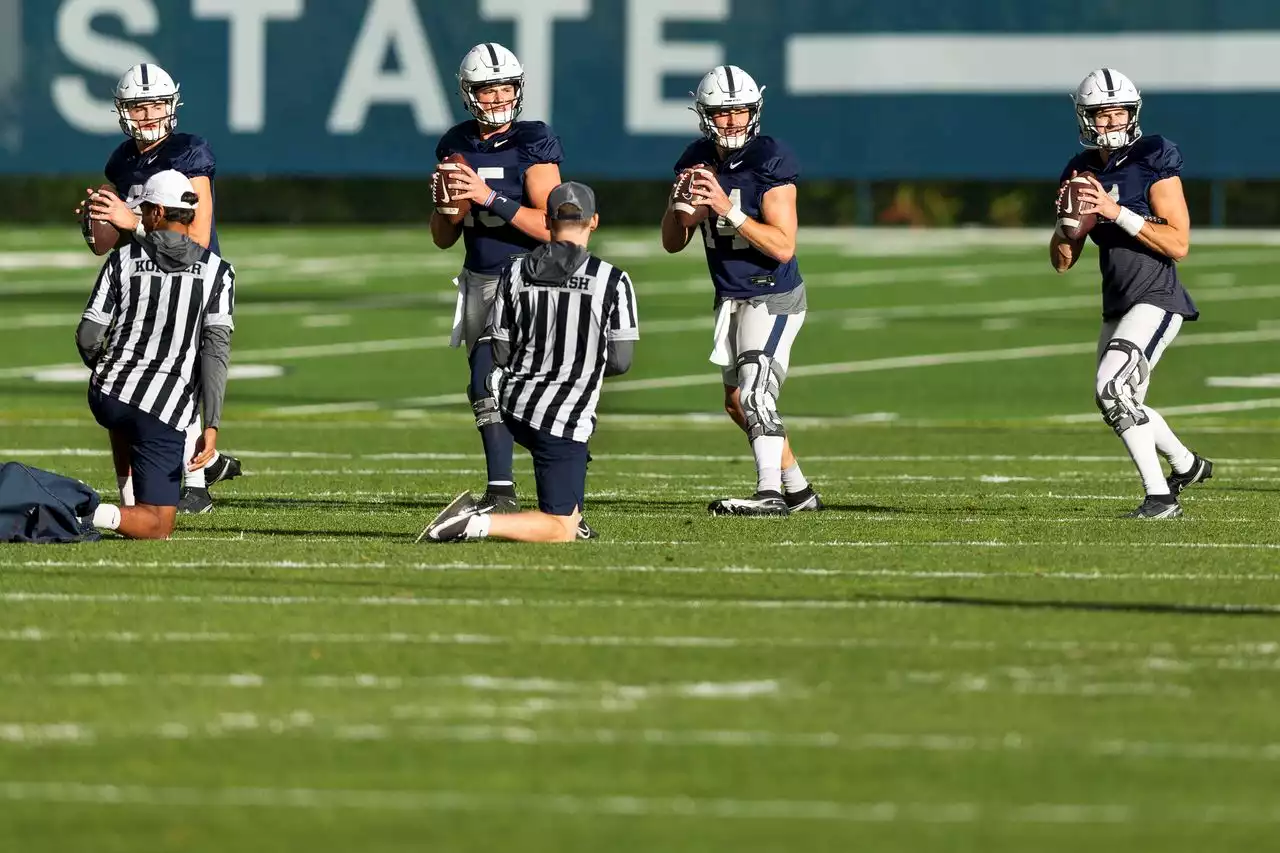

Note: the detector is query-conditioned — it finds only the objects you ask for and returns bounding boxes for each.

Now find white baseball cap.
[127,170,198,210]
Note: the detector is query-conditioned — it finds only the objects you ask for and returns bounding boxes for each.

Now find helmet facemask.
[1077,101,1142,150]
[696,100,762,150]
[462,78,524,128]
[116,94,180,144]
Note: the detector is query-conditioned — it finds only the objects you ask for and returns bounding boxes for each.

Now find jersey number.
[464,167,509,228]
[700,188,749,250]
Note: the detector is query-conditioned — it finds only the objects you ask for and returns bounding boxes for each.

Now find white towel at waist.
[708,299,737,367]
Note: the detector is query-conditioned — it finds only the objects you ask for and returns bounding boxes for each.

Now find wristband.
[1115,206,1145,237]
[487,193,522,224]
[724,205,747,229]
[133,217,146,238]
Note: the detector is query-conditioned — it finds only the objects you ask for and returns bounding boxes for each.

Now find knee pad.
[1096,339,1151,435]
[736,350,786,440]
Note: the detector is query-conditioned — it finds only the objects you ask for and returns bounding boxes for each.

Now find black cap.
[546,181,596,220]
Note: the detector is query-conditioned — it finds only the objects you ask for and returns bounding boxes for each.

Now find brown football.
[1056,173,1098,242]
[82,184,123,256]
[434,153,471,224]
[671,163,715,229]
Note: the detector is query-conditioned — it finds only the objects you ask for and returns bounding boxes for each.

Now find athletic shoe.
[577,518,599,540]
[417,492,483,543]
[784,486,825,512]
[205,453,243,485]
[1167,454,1213,495]
[708,491,790,517]
[476,491,520,514]
[1124,496,1184,519]
[176,487,213,515]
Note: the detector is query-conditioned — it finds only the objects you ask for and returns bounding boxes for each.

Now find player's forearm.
[430,212,462,249]
[735,218,795,264]
[660,208,693,253]
[507,205,552,242]
[1133,222,1189,262]
[188,218,212,250]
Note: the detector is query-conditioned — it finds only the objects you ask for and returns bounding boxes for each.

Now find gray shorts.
[450,267,501,352]
[712,284,808,386]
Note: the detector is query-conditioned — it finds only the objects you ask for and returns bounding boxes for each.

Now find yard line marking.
[6,628,1279,662]
[0,781,1277,824]
[12,556,1280,576]
[0,592,937,612]
[1051,397,1280,422]
[259,325,1280,412]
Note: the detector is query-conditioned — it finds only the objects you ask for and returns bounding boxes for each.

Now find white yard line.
[0,592,939,612]
[12,557,1280,577]
[0,780,1274,824]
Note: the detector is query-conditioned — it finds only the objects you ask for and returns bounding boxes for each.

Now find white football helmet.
[458,43,524,127]
[115,63,181,143]
[1073,68,1142,150]
[692,65,764,150]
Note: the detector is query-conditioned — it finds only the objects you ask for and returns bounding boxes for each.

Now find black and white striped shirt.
[489,253,639,442]
[82,240,235,430]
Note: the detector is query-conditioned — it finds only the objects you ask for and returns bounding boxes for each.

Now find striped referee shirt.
[81,238,235,430]
[489,251,639,443]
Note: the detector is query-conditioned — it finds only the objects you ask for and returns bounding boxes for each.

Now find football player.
[660,65,822,516]
[1051,68,1210,518]
[76,63,241,515]
[431,43,565,519]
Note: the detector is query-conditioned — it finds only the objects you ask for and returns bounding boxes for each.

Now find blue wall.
[3,0,1279,178]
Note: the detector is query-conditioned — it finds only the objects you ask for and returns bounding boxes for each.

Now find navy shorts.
[503,415,588,516]
[88,388,184,507]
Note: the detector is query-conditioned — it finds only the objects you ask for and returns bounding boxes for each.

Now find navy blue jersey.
[1060,134,1196,322]
[436,120,564,276]
[104,133,219,255]
[674,134,802,301]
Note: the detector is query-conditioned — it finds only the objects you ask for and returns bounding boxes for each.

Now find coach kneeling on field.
[77,170,236,539]
[419,181,640,543]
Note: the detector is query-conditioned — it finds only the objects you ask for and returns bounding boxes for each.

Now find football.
[1056,173,1098,242]
[433,153,471,224]
[671,164,715,229]
[82,184,122,256]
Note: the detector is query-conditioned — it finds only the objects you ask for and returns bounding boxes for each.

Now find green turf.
[2,227,1280,852]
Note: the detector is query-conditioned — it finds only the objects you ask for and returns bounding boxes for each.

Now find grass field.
[1,225,1279,852]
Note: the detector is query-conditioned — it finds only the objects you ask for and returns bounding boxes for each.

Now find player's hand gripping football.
[444,162,494,206]
[689,172,732,217]
[1074,172,1121,221]
[83,186,139,231]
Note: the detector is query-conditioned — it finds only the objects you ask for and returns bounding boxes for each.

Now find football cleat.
[476,491,520,514]
[417,491,486,543]
[1167,454,1213,495]
[708,491,790,517]
[204,453,242,486]
[1124,496,1183,519]
[784,486,825,512]
[576,517,599,540]
[176,487,213,515]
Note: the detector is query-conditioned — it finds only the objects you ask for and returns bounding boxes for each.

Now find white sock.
[207,450,221,468]
[92,503,121,531]
[782,463,809,494]
[116,475,135,507]
[751,435,785,495]
[464,514,492,539]
[1144,406,1194,474]
[1119,423,1171,496]
[183,423,206,488]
